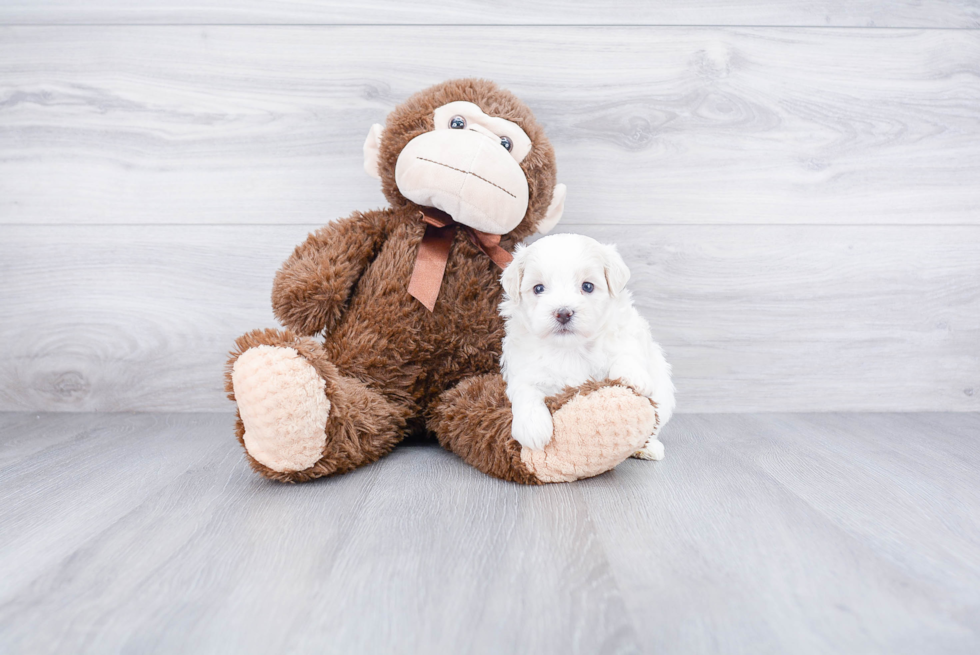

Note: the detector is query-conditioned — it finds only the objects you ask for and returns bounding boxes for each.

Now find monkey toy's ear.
[363,123,385,179]
[535,183,567,234]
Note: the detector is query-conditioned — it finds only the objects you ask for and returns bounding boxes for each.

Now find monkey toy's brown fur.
[225,79,657,484]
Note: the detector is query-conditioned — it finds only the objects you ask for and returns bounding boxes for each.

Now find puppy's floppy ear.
[363,123,384,179]
[500,244,528,304]
[601,243,631,297]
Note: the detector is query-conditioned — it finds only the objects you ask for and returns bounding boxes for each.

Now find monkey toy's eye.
[582,282,595,293]
[450,116,466,129]
[500,136,513,151]
[533,284,545,295]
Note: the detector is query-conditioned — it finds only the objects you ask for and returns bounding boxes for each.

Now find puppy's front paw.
[511,401,554,450]
[632,437,665,461]
[609,364,655,398]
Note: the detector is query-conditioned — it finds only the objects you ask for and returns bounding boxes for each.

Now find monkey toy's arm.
[271,208,391,336]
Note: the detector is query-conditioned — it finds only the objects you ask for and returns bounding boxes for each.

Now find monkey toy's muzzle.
[394,129,531,235]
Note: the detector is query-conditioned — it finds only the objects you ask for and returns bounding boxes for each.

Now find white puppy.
[499,233,675,459]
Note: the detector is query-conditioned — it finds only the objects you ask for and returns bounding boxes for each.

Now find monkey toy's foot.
[226,329,407,483]
[429,376,658,484]
[231,344,331,474]
[521,380,659,482]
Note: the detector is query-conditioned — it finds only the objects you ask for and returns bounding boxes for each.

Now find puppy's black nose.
[555,308,574,325]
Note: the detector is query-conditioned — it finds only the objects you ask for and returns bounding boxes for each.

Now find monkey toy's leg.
[428,375,658,484]
[225,329,409,483]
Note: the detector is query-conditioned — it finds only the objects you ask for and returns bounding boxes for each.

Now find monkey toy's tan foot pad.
[522,380,658,483]
[231,345,331,473]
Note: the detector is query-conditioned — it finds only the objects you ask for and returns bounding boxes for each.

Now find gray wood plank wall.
[1,5,978,413]
[2,1,978,27]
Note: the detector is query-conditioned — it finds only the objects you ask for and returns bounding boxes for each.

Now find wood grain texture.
[2,27,979,226]
[579,412,980,654]
[1,224,977,413]
[281,447,639,654]
[1,0,978,27]
[1,412,978,654]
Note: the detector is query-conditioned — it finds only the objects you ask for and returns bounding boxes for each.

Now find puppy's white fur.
[499,234,675,459]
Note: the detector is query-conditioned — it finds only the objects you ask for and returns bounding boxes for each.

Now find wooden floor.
[0,413,977,654]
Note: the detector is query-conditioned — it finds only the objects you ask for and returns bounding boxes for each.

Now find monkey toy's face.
[393,101,532,235]
[363,84,566,237]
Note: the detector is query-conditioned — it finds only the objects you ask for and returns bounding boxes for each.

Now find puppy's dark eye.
[533,284,545,295]
[500,136,512,151]
[450,116,466,129]
[582,282,595,293]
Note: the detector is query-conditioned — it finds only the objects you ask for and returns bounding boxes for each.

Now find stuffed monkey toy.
[226,79,659,484]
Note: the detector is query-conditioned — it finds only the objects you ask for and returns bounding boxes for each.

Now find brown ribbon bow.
[408,207,514,312]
